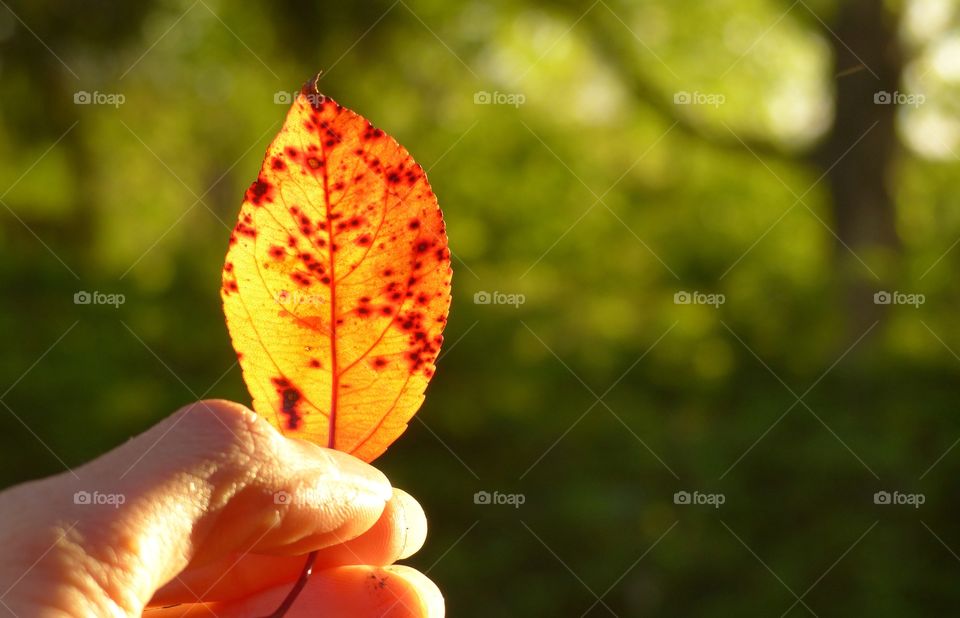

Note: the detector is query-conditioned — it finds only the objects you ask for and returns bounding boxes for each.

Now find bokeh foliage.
[2,0,960,615]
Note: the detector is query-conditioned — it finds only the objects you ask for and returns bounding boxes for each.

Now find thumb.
[0,399,392,617]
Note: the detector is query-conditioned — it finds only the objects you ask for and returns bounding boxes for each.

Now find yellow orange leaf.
[221,76,452,462]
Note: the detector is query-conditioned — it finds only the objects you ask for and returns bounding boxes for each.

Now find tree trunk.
[813,0,903,332]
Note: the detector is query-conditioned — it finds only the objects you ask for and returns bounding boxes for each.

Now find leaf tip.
[300,72,333,111]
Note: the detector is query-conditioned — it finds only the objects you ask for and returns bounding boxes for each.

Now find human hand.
[0,400,443,617]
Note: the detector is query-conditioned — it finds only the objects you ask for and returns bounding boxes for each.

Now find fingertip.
[302,486,427,568]
[195,565,445,617]
[391,489,427,560]
[381,565,445,617]
[316,565,443,617]
[296,564,445,618]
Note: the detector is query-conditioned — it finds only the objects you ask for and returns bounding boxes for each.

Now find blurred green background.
[2,0,960,615]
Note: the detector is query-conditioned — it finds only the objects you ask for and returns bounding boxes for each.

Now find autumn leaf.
[221,76,452,462]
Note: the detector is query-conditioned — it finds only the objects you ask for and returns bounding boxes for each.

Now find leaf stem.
[256,551,318,617]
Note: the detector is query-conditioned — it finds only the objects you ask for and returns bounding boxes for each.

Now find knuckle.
[170,399,283,471]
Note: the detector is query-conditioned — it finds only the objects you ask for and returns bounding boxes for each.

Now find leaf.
[221,76,452,462]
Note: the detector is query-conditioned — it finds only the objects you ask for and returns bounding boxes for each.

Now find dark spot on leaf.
[272,377,303,430]
[246,178,273,206]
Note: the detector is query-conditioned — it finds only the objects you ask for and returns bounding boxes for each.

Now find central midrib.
[321,135,338,450]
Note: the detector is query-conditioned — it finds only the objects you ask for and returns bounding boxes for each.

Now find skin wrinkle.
[119,405,273,595]
[158,409,315,570]
[69,538,133,616]
[36,404,265,615]
[6,522,130,616]
[2,403,264,615]
[0,400,439,617]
